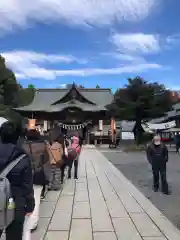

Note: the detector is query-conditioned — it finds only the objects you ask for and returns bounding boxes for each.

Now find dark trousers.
[49,165,61,190]
[152,164,168,193]
[176,145,180,154]
[0,218,25,240]
[60,163,67,183]
[68,159,78,179]
[41,184,48,198]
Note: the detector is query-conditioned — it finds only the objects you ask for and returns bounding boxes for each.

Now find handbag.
[67,144,81,162]
[67,148,77,161]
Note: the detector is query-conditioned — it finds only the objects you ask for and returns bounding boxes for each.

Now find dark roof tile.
[15,88,113,112]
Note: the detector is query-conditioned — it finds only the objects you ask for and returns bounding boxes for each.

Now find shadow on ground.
[100,150,180,229]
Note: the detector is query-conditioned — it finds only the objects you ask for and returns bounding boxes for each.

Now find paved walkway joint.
[33,145,180,240]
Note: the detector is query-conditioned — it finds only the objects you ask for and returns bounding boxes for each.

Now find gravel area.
[99,148,180,229]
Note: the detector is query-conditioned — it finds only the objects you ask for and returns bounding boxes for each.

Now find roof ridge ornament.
[72,82,76,88]
[71,83,77,99]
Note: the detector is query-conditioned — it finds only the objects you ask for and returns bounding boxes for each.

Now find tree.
[0,56,20,115]
[96,84,100,88]
[18,87,35,107]
[107,77,173,144]
[0,55,35,123]
[0,56,19,107]
[28,84,35,89]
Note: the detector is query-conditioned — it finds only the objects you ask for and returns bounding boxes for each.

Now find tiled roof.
[15,88,113,112]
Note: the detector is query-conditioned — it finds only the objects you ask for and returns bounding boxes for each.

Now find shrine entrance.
[14,83,113,145]
[56,120,92,144]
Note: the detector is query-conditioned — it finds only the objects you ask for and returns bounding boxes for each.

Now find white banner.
[57,120,92,130]
[43,121,48,131]
[99,120,103,131]
[143,120,176,131]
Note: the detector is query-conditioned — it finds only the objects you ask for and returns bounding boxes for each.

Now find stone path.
[32,145,180,240]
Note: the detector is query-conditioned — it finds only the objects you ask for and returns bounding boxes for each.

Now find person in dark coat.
[175,132,180,154]
[146,135,169,195]
[0,121,35,240]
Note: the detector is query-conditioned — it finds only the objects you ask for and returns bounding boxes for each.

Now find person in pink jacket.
[68,134,81,179]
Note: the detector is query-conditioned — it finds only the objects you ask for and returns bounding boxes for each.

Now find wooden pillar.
[111,118,116,142]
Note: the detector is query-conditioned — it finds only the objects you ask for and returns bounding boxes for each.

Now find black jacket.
[146,143,168,165]
[0,143,35,218]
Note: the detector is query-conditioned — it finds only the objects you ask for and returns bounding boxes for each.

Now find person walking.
[0,120,35,240]
[60,136,69,184]
[146,135,169,195]
[22,134,51,238]
[46,130,64,190]
[68,133,81,179]
[175,132,180,154]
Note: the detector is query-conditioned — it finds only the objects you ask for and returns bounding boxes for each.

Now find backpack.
[47,142,64,166]
[0,154,26,229]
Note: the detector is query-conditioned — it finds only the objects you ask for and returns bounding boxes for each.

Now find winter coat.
[23,141,51,185]
[0,143,35,219]
[71,136,81,154]
[146,143,168,166]
[175,134,180,146]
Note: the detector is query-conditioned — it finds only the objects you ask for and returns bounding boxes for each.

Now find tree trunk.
[133,118,143,145]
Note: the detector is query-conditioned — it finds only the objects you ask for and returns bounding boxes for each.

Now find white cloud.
[111,33,160,54]
[1,50,87,79]
[44,83,67,88]
[166,34,180,46]
[2,50,163,80]
[103,52,146,63]
[0,0,157,32]
[59,84,67,88]
[13,63,162,79]
[2,50,88,79]
[2,51,86,67]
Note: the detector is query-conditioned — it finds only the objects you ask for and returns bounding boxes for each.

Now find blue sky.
[0,0,180,91]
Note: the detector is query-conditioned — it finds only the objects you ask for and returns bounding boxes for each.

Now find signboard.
[122,132,135,140]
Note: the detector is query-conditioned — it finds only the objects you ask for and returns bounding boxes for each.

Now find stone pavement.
[32,145,180,240]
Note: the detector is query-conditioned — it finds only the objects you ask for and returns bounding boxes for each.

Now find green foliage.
[0,55,35,123]
[96,84,100,88]
[28,84,35,89]
[141,132,154,143]
[0,56,20,121]
[18,87,35,106]
[107,77,173,144]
